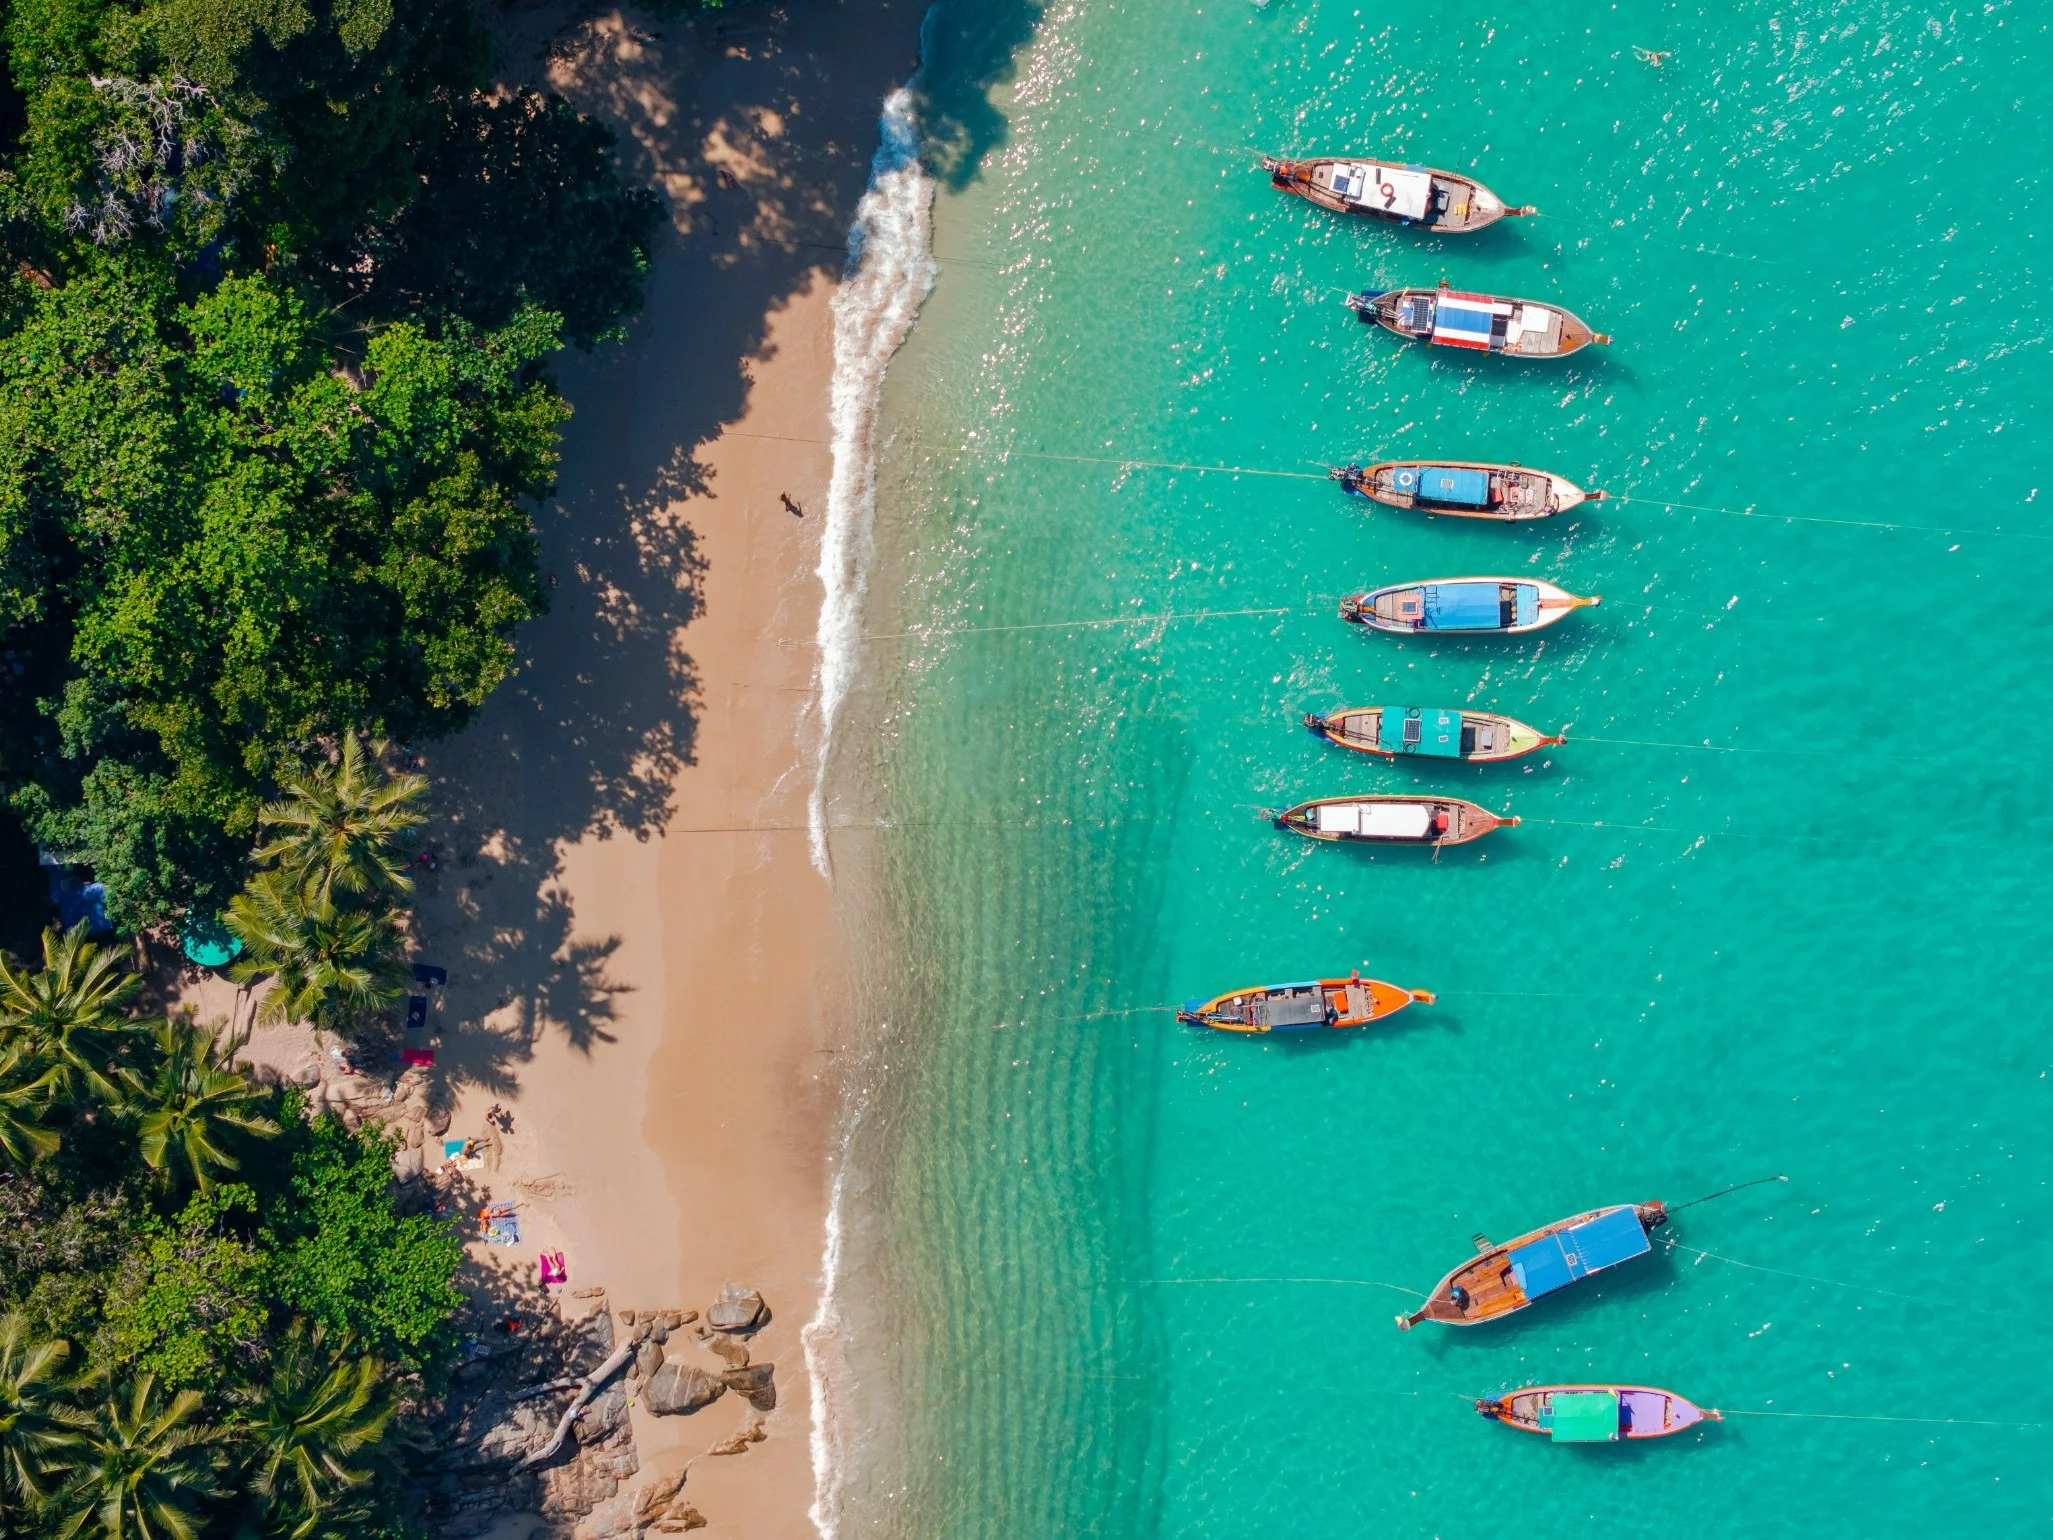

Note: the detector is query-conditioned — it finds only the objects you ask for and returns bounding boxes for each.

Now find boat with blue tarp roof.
[1176,972,1434,1035]
[1398,1202,1668,1330]
[1347,281,1608,358]
[1341,577,1599,636]
[1478,1385,1719,1442]
[1333,459,1605,521]
[1304,706,1561,763]
[1259,154,1533,233]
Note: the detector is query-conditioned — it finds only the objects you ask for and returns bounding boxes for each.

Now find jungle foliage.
[0,0,661,927]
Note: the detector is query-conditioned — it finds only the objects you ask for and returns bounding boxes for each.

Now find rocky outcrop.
[720,1363,776,1413]
[705,1284,767,1334]
[641,1363,724,1417]
[706,1419,767,1457]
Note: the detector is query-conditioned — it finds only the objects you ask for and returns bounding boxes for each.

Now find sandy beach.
[389,3,925,1531]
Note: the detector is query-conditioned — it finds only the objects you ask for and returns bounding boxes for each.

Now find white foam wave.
[809,86,939,880]
[803,1117,857,1540]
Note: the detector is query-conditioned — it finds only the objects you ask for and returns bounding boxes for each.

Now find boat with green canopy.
[1304,706,1561,764]
[1477,1385,1719,1442]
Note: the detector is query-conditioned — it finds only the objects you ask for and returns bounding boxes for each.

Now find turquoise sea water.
[829,2,2053,1535]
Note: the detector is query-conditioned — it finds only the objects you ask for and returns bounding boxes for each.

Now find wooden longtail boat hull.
[1260,155,1533,233]
[1177,975,1434,1034]
[1340,577,1600,636]
[1305,707,1562,763]
[1333,460,1605,521]
[1478,1384,1719,1441]
[1346,285,1608,358]
[1273,794,1516,848]
[1399,1202,1669,1330]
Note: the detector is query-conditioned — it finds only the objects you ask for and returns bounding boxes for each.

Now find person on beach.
[780,492,805,518]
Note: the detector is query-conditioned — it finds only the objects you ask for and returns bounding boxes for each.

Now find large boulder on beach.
[707,1335,748,1368]
[721,1362,776,1412]
[634,1338,664,1379]
[706,1284,766,1333]
[642,1364,724,1417]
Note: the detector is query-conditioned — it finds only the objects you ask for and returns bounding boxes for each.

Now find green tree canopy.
[0,0,657,925]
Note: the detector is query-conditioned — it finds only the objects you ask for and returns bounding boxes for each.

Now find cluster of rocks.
[422,1285,778,1539]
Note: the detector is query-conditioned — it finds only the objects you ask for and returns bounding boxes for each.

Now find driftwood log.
[518,1340,637,1468]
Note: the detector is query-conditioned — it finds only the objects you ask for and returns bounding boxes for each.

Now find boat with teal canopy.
[1304,705,1561,763]
[1340,576,1599,636]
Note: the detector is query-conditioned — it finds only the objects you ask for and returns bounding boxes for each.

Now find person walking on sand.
[780,491,805,518]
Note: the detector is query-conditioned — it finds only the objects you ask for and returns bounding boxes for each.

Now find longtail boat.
[1333,460,1605,521]
[1398,1202,1669,1330]
[1477,1385,1719,1442]
[1340,578,1599,636]
[1304,706,1562,763]
[1178,973,1434,1034]
[1259,155,1533,232]
[1347,284,1609,358]
[1273,794,1515,848]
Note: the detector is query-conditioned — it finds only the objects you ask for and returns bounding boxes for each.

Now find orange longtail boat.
[1398,1202,1668,1330]
[1176,973,1434,1034]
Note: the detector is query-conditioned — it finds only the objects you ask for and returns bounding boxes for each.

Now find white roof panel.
[1360,802,1435,838]
[1334,162,1432,220]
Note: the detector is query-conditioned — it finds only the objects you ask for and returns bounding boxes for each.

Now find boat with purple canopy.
[1340,577,1599,636]
[1477,1385,1720,1442]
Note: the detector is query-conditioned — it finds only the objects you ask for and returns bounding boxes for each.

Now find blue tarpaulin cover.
[1419,467,1490,506]
[1377,708,1461,757]
[1507,1207,1650,1299]
[1420,583,1502,631]
[1515,584,1540,628]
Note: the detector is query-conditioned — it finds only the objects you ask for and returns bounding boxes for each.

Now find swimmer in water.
[1633,45,1669,66]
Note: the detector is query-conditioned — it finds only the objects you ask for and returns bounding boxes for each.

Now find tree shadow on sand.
[404,0,1062,1107]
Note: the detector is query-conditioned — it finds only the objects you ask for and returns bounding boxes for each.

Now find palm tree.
[236,1325,393,1536]
[0,924,145,1107]
[122,1021,280,1195]
[0,1040,61,1169]
[0,1314,83,1511]
[50,1372,218,1540]
[252,733,427,903]
[224,872,410,1032]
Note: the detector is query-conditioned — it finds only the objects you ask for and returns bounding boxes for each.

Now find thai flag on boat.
[1431,292,1510,352]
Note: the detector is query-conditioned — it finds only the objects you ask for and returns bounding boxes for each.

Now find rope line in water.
[1135,1276,1425,1297]
[1672,1244,2002,1317]
[1016,450,1329,481]
[1572,734,1940,763]
[1721,1409,2045,1429]
[849,604,1306,642]
[1614,494,2051,541]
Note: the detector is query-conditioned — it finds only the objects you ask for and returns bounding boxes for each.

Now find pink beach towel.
[401,1048,435,1067]
[538,1251,567,1286]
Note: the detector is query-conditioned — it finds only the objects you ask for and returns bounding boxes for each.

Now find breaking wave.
[809,85,938,880]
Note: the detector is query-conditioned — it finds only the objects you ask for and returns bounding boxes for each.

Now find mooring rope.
[1015,450,1329,481]
[1612,494,2052,541]
[1720,1409,2045,1429]
[1570,733,1940,763]
[1136,1276,1426,1297]
[1671,1243,2002,1317]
